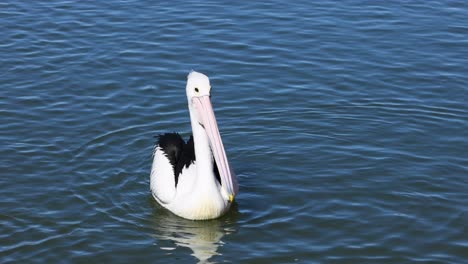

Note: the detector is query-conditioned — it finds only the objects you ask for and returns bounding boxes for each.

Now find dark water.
[1,1,468,263]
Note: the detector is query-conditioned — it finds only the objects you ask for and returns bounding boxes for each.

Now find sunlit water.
[1,1,467,263]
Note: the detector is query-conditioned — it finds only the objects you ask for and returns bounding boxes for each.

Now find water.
[1,1,467,263]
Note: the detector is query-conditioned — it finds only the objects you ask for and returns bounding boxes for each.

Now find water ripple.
[2,0,468,263]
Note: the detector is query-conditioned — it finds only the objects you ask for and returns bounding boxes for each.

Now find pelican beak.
[192,95,238,202]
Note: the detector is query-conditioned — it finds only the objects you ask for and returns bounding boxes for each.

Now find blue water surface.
[1,1,467,263]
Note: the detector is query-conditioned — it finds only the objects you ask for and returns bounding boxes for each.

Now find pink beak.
[192,95,238,202]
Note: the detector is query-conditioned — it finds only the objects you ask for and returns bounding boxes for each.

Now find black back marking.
[157,133,184,171]
[156,133,222,187]
[174,135,195,180]
[157,133,195,186]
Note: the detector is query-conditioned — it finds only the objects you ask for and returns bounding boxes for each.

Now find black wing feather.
[157,133,184,169]
[157,133,221,186]
[157,133,195,186]
[175,135,195,180]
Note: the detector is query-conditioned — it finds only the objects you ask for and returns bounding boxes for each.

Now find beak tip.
[228,194,235,203]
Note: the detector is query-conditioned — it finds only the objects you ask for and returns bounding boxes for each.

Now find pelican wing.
[150,133,197,204]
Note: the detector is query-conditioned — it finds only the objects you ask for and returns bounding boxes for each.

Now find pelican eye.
[194,88,199,93]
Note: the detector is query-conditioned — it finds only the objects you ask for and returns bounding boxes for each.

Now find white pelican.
[150,71,238,220]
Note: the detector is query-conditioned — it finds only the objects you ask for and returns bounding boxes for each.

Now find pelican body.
[150,71,238,220]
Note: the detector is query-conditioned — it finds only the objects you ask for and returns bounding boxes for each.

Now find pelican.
[150,71,238,220]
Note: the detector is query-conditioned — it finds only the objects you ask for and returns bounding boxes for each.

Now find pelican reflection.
[149,202,238,263]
